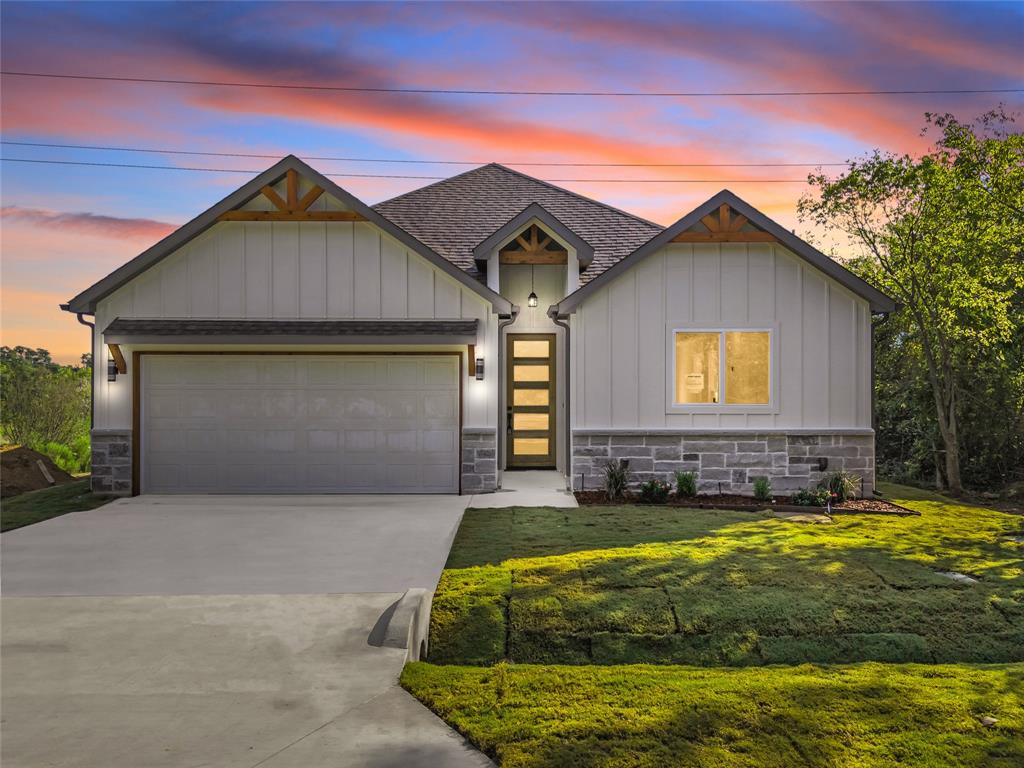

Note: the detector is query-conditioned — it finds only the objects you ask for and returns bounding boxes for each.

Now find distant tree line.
[801,109,1024,494]
[1,346,92,473]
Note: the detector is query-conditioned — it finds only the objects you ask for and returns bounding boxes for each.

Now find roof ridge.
[375,162,664,231]
[373,163,500,209]
[484,163,664,230]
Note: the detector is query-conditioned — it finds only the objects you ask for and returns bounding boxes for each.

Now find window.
[673,330,770,406]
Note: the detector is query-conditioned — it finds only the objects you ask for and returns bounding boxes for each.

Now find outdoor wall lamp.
[107,358,118,382]
[475,357,485,380]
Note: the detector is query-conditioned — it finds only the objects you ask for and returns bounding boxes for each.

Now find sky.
[1,1,1021,364]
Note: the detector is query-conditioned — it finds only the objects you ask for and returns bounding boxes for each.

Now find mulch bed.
[573,490,917,516]
[1,445,75,498]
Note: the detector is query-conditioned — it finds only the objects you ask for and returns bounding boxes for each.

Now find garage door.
[141,355,460,493]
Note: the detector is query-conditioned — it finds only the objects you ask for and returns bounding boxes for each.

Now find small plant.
[752,476,772,502]
[819,471,860,503]
[675,470,697,499]
[792,487,830,507]
[639,479,671,504]
[603,459,630,502]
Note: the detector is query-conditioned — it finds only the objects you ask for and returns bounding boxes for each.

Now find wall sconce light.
[107,358,118,382]
[475,357,485,380]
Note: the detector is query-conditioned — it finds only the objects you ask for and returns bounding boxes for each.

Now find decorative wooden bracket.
[500,224,568,264]
[672,204,777,243]
[107,343,127,374]
[218,169,367,222]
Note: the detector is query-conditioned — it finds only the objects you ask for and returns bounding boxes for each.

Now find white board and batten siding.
[572,243,872,431]
[93,199,497,432]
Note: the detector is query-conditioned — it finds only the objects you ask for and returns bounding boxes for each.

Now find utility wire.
[0,140,853,167]
[2,70,1020,97]
[0,157,811,182]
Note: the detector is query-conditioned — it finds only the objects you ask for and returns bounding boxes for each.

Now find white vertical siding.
[574,243,872,430]
[93,216,499,431]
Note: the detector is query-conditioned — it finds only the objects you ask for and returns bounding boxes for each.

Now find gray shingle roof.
[374,164,663,284]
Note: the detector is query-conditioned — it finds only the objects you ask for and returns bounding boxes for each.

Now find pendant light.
[527,264,538,307]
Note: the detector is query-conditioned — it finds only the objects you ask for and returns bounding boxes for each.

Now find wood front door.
[506,334,556,468]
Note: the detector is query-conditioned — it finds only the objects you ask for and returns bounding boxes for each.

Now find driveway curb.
[370,587,433,661]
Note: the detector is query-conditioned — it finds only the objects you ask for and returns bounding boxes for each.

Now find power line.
[3,70,1020,98]
[0,140,853,168]
[0,157,812,182]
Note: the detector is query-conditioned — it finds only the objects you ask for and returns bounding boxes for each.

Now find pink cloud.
[0,206,176,240]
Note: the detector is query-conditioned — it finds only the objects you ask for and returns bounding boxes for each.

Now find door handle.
[506,407,513,433]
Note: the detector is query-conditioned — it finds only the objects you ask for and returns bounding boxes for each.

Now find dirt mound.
[1,446,76,498]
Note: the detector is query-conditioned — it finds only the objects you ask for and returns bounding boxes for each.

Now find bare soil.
[573,489,915,515]
[1,446,76,499]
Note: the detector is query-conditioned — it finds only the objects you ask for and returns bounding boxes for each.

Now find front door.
[506,334,556,468]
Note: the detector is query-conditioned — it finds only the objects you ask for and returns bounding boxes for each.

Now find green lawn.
[402,483,1024,766]
[1,479,114,532]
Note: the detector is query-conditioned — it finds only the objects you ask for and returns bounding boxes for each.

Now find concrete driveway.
[1,495,492,768]
[2,494,469,596]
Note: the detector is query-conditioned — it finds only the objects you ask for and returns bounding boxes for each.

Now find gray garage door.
[141,355,459,493]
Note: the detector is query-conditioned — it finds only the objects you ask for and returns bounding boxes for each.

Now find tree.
[800,110,1024,494]
[0,347,90,448]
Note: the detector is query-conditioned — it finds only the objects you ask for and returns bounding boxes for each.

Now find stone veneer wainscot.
[461,427,497,494]
[91,429,132,495]
[572,431,875,496]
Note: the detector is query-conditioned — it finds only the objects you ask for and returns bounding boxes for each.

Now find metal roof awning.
[102,318,480,345]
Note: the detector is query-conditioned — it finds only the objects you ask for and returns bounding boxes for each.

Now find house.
[62,156,896,497]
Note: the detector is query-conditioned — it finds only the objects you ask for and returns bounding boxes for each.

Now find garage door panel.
[143,355,460,493]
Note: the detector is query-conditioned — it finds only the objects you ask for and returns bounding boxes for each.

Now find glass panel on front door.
[507,334,556,467]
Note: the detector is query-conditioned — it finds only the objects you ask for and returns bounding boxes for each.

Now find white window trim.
[665,324,779,414]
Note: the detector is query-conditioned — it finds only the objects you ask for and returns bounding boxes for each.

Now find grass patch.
[411,483,1024,765]
[402,661,1024,768]
[1,479,114,532]
[429,483,1024,666]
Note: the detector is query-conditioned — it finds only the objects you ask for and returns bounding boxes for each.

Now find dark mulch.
[573,490,916,515]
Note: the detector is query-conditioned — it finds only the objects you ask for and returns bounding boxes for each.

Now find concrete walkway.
[469,470,578,508]
[1,495,493,768]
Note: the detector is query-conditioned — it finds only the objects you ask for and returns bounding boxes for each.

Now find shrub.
[792,487,830,507]
[820,471,861,502]
[603,459,629,501]
[638,479,671,504]
[675,471,697,499]
[752,476,772,502]
[40,438,91,474]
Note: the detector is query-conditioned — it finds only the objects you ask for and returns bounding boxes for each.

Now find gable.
[555,191,897,314]
[64,156,511,315]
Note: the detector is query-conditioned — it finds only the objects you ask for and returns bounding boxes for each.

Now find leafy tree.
[800,110,1024,494]
[1,347,91,457]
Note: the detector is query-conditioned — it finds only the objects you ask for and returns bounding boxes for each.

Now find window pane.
[514,365,548,382]
[675,332,720,403]
[725,332,770,404]
[514,388,549,406]
[514,438,548,455]
[513,339,549,358]
[514,413,548,431]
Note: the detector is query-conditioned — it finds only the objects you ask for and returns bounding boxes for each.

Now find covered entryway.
[140,354,460,494]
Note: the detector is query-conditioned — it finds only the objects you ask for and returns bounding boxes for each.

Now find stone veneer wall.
[462,427,498,494]
[572,431,874,496]
[91,429,132,495]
